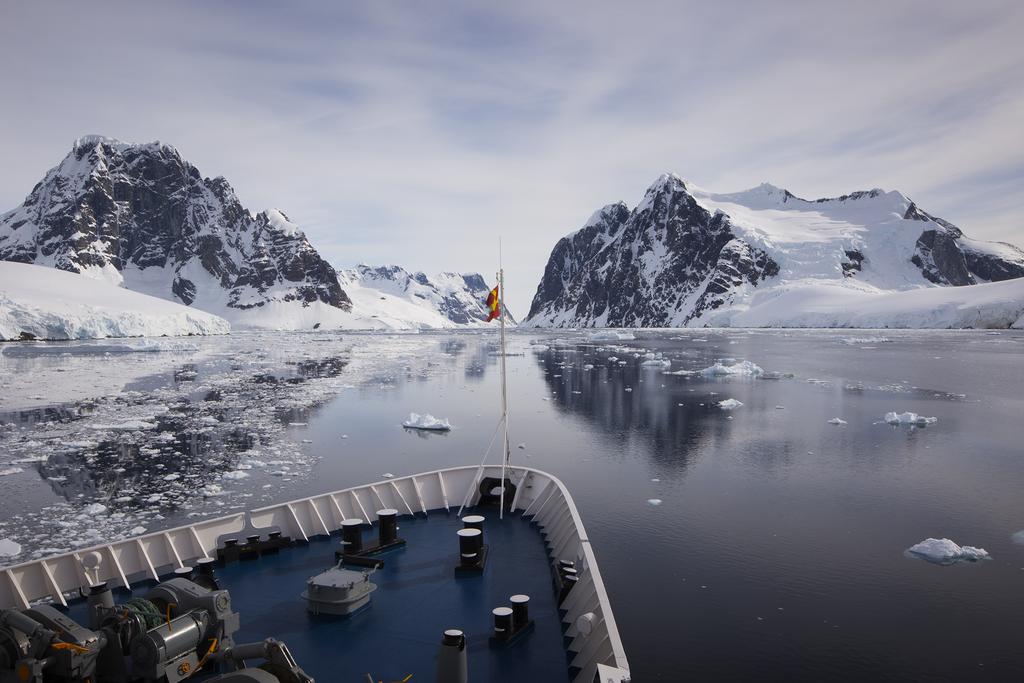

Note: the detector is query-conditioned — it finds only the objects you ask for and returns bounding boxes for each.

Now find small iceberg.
[0,538,21,558]
[701,360,764,377]
[827,417,847,425]
[718,398,744,410]
[588,330,635,341]
[402,412,452,431]
[906,538,990,564]
[1011,530,1024,545]
[646,499,663,506]
[885,412,937,426]
[640,352,671,369]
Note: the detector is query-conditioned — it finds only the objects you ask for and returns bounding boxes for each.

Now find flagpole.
[498,238,510,520]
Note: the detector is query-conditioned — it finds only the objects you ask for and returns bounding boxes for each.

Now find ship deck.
[66,510,570,682]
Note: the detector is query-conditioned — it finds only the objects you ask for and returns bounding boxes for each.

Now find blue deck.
[68,511,571,682]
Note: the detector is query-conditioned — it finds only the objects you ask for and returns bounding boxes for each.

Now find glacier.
[0,261,230,340]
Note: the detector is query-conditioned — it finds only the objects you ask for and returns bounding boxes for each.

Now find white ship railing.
[0,465,630,683]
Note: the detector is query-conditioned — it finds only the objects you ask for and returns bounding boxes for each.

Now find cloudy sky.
[2,0,1023,307]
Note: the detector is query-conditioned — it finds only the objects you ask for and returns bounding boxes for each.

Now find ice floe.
[718,399,744,410]
[0,538,22,557]
[884,412,937,426]
[640,352,671,368]
[701,360,764,377]
[906,538,990,564]
[827,418,847,425]
[402,412,452,431]
[646,499,663,506]
[0,467,24,476]
[588,331,635,341]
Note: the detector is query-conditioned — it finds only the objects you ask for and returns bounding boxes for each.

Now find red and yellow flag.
[485,285,500,321]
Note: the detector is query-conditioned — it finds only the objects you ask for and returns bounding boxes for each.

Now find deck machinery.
[0,573,311,683]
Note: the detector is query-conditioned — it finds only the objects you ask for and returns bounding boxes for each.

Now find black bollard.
[462,514,484,544]
[457,528,482,567]
[174,565,194,581]
[195,557,219,590]
[377,509,398,546]
[510,594,530,631]
[492,606,513,640]
[341,518,364,554]
[559,573,579,602]
[436,629,468,683]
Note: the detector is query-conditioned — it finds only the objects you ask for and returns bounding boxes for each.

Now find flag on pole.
[485,285,500,321]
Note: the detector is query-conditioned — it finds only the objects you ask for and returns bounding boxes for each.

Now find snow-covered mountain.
[524,174,1024,328]
[336,265,515,328]
[0,136,350,329]
[1,261,229,340]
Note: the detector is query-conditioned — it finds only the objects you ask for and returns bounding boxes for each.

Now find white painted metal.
[0,465,630,681]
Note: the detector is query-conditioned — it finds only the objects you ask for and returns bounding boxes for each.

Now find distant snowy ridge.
[337,264,516,328]
[525,174,1024,329]
[0,261,229,340]
[0,136,349,330]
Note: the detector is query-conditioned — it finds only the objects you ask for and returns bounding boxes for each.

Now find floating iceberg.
[402,412,452,431]
[646,499,663,506]
[701,360,764,377]
[906,538,990,564]
[718,398,744,410]
[1012,530,1024,545]
[884,412,937,426]
[0,467,24,476]
[827,417,847,425]
[640,352,671,368]
[0,538,21,558]
[588,331,635,341]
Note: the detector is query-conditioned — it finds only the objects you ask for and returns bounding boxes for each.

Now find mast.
[498,241,510,519]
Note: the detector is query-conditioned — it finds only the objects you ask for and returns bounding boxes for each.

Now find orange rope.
[197,637,219,669]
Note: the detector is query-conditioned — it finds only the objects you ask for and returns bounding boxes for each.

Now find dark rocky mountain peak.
[0,136,350,317]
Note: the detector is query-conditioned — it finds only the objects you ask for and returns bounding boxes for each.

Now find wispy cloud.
[2,0,1022,306]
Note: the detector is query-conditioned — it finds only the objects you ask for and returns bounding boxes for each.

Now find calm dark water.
[296,329,1024,681]
[2,329,1023,680]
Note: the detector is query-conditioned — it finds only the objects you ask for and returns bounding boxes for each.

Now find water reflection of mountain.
[533,345,735,471]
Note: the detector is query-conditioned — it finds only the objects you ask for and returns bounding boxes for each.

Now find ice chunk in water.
[647,499,663,506]
[402,412,451,431]
[885,412,937,426]
[640,352,671,368]
[718,399,744,410]
[827,417,847,425]
[906,538,990,564]
[701,360,764,377]
[0,538,22,557]
[0,467,24,476]
[589,331,635,341]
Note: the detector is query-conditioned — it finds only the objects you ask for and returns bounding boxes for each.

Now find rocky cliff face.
[526,175,779,326]
[0,136,350,315]
[525,174,1024,328]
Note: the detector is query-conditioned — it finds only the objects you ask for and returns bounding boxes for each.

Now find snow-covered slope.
[337,265,515,328]
[712,277,1024,329]
[525,174,1024,328]
[0,261,229,340]
[0,136,350,329]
